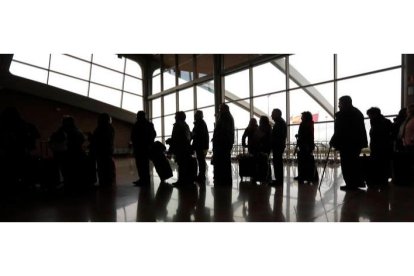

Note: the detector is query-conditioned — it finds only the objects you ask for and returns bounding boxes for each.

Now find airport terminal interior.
[1,53,414,222]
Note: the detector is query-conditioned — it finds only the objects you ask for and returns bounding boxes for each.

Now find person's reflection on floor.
[91,186,117,222]
[194,186,211,222]
[154,182,173,221]
[389,187,414,221]
[173,185,198,222]
[363,187,391,222]
[245,184,272,222]
[340,190,366,222]
[136,185,155,222]
[212,186,234,222]
[272,185,286,222]
[237,181,250,220]
[296,183,318,222]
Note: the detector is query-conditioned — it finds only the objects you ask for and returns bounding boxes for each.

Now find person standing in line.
[366,107,392,187]
[241,118,258,154]
[250,116,272,183]
[270,108,287,186]
[191,110,209,184]
[90,113,115,187]
[212,103,235,187]
[294,111,317,183]
[400,104,414,185]
[168,111,193,187]
[330,95,368,191]
[402,104,414,150]
[390,107,408,186]
[131,111,156,187]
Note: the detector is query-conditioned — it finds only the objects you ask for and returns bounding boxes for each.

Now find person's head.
[98,113,112,126]
[194,110,203,121]
[301,111,313,123]
[62,115,75,129]
[175,111,186,122]
[271,108,282,121]
[136,111,146,121]
[366,107,381,120]
[338,95,353,111]
[248,118,258,128]
[219,103,229,114]
[259,116,270,128]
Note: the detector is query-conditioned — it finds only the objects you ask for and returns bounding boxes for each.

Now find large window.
[9,54,143,113]
[148,54,402,150]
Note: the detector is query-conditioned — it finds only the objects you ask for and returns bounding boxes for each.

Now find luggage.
[150,141,173,181]
[238,151,270,182]
[152,154,173,182]
[238,153,254,179]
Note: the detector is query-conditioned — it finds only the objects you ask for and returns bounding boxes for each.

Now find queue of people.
[2,96,414,196]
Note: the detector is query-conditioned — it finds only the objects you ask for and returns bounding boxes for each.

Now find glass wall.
[9,54,143,113]
[149,54,401,155]
[150,54,216,146]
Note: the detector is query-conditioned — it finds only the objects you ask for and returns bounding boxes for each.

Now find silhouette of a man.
[131,111,156,187]
[191,110,209,184]
[270,108,287,186]
[212,103,234,187]
[330,95,368,190]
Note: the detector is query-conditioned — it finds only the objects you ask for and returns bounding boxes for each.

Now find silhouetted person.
[212,103,234,187]
[391,107,408,185]
[295,111,317,183]
[0,107,39,188]
[402,103,414,149]
[270,108,287,186]
[391,107,407,152]
[330,95,368,191]
[168,111,193,187]
[242,118,258,154]
[366,107,392,187]
[52,116,88,189]
[251,116,272,155]
[131,111,156,187]
[191,110,209,184]
[250,116,272,182]
[399,104,414,185]
[90,113,115,187]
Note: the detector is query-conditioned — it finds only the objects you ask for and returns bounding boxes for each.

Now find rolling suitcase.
[238,153,254,180]
[151,141,173,182]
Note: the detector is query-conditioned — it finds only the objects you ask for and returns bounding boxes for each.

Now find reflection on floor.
[1,157,413,222]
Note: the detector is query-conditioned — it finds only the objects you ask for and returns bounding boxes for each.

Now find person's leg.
[196,149,206,181]
[340,149,364,188]
[135,155,150,185]
[272,150,284,185]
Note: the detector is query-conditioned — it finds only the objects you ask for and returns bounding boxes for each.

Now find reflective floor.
[1,157,414,222]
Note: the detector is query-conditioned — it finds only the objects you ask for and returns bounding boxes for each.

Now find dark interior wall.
[0,88,133,153]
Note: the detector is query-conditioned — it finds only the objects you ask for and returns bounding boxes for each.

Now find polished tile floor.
[1,157,414,222]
